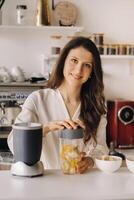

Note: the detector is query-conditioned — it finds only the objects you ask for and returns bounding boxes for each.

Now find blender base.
[11,161,44,177]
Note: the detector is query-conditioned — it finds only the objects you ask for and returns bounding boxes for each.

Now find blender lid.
[12,122,42,130]
[60,128,83,139]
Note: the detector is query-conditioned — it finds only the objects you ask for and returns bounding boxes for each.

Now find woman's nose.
[75,63,83,73]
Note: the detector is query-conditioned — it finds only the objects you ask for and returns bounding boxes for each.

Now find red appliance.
[106,100,134,149]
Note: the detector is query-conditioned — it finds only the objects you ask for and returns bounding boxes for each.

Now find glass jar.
[50,35,62,55]
[59,128,84,174]
[96,45,104,55]
[106,44,117,55]
[117,44,127,55]
[127,44,134,55]
[16,5,27,25]
[93,33,104,45]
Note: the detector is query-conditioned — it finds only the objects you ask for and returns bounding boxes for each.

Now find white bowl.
[95,155,122,173]
[126,156,134,173]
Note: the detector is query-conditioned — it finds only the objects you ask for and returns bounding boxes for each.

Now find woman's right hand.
[43,119,85,135]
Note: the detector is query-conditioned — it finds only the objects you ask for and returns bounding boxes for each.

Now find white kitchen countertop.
[0,168,134,200]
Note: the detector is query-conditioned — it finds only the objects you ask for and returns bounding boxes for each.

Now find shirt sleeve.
[7,93,39,154]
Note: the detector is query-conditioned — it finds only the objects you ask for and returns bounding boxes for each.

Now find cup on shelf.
[0,66,12,83]
[11,66,25,82]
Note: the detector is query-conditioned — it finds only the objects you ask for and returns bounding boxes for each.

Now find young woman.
[8,36,108,173]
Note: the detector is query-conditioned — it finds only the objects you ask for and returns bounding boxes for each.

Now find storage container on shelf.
[50,35,62,55]
[126,44,134,55]
[96,45,104,55]
[117,44,127,55]
[106,44,118,55]
[16,5,27,25]
[92,33,104,45]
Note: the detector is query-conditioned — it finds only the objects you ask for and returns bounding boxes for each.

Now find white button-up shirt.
[8,88,108,169]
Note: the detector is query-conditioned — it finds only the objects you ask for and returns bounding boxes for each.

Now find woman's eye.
[71,58,78,64]
[83,63,92,68]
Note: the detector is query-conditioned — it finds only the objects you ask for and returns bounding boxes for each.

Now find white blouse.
[8,88,109,169]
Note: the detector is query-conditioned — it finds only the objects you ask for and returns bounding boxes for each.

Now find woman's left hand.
[77,152,94,174]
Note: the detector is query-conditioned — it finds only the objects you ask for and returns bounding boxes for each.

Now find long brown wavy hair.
[47,36,106,143]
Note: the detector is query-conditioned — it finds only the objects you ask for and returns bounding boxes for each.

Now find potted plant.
[0,0,5,24]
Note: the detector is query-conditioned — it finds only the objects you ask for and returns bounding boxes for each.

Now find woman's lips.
[71,73,82,80]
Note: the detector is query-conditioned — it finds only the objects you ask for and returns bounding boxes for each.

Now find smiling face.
[62,46,93,88]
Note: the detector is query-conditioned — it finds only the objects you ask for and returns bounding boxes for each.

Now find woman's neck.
[58,84,81,118]
[58,84,81,104]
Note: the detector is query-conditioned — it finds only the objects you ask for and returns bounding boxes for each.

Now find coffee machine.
[106,100,134,149]
[11,122,44,177]
[0,101,21,125]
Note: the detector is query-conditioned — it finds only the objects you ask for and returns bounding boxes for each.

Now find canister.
[96,45,104,55]
[93,33,104,45]
[59,128,84,174]
[117,44,127,55]
[127,44,134,55]
[16,5,27,25]
[106,44,117,55]
[36,0,51,26]
[50,35,62,55]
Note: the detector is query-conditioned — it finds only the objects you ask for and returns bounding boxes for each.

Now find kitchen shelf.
[0,25,84,33]
[0,82,47,87]
[101,55,134,60]
[44,54,134,60]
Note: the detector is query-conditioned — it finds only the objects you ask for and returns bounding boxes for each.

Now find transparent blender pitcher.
[59,128,84,174]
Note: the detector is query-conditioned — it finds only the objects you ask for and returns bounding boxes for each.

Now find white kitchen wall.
[0,0,134,100]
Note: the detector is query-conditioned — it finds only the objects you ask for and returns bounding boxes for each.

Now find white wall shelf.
[44,54,134,60]
[101,55,134,60]
[0,25,84,33]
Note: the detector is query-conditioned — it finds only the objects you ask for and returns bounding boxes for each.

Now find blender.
[59,127,84,174]
[11,122,44,177]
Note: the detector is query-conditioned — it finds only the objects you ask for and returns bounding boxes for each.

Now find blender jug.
[11,122,44,177]
[59,128,84,174]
